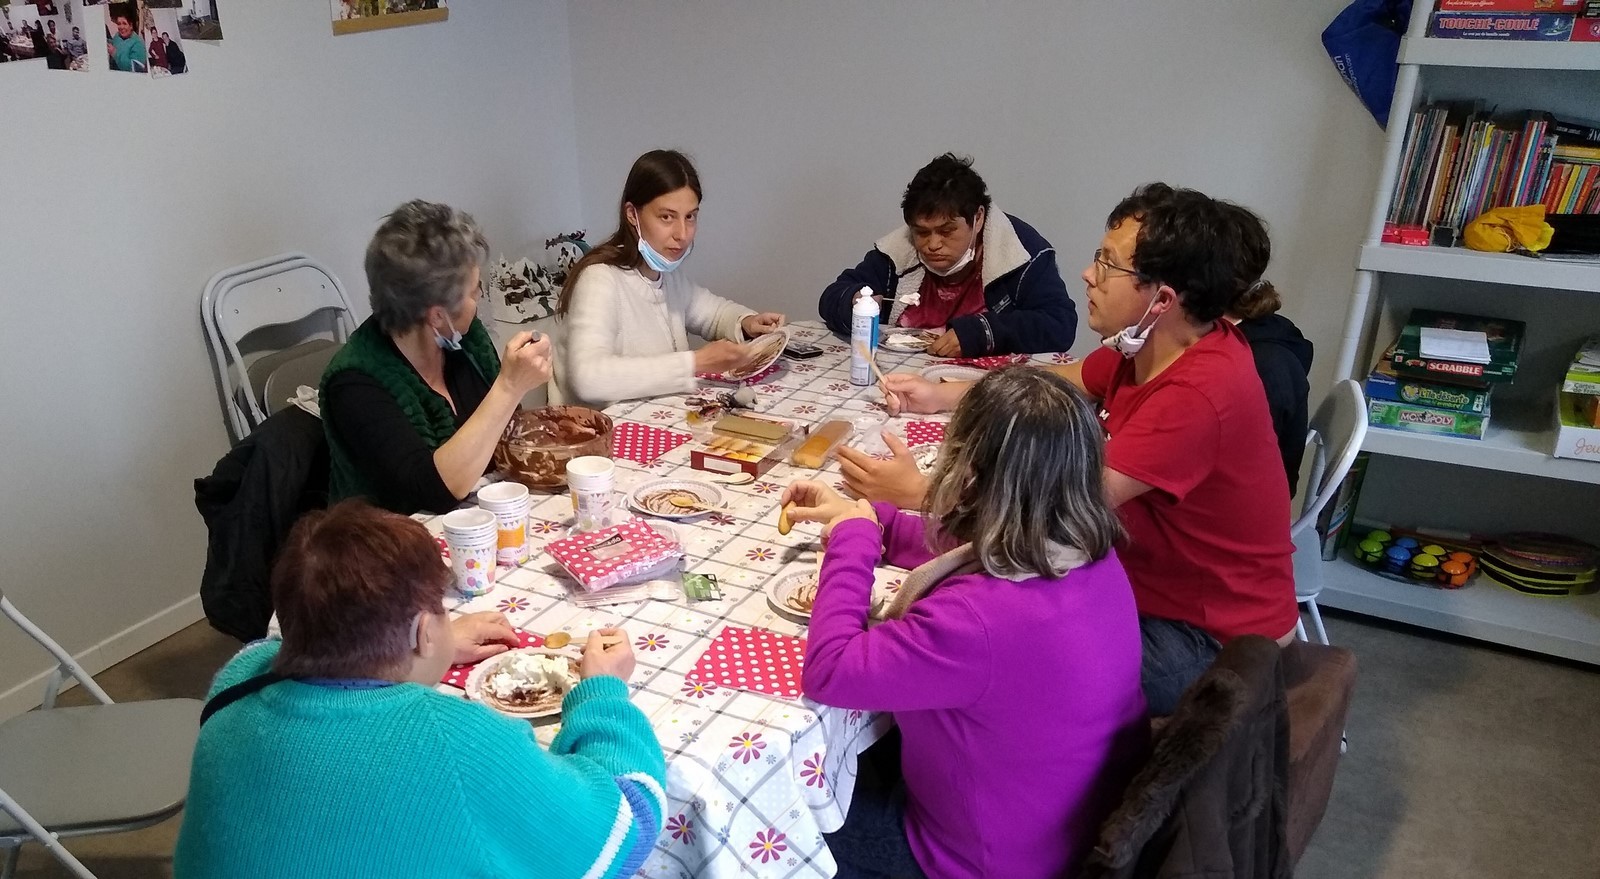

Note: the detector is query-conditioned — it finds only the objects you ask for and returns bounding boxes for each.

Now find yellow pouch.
[1462,205,1554,254]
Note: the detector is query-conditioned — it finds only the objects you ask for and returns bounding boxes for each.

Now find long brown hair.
[924,367,1124,577]
[558,149,703,315]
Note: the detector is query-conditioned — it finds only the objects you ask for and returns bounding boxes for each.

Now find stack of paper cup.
[476,482,532,566]
[566,456,616,533]
[441,508,498,598]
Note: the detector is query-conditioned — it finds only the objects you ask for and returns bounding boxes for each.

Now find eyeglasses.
[1092,249,1146,286]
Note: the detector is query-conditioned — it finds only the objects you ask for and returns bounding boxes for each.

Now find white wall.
[0,1,581,715]
[567,0,1386,398]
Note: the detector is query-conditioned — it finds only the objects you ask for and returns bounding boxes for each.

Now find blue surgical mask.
[433,322,463,352]
[635,223,691,273]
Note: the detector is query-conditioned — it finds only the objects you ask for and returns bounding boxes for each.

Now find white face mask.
[1100,293,1161,359]
[923,245,976,278]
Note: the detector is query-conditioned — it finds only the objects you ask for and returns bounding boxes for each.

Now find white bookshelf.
[1357,243,1600,293]
[1364,404,1600,484]
[1400,36,1600,71]
[1316,556,1600,665]
[1331,3,1600,662]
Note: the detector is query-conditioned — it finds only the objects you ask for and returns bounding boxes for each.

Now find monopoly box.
[1368,399,1490,440]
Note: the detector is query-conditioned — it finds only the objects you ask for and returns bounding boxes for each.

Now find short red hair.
[270,500,451,679]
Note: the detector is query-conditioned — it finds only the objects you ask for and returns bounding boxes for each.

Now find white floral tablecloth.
[421,321,1068,878]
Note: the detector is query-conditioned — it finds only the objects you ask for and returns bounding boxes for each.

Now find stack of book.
[1429,0,1600,41]
[1387,104,1600,239]
[1366,309,1526,440]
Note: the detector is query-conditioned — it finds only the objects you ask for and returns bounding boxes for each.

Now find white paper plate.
[768,570,819,619]
[767,570,891,620]
[881,331,938,353]
[464,647,583,719]
[715,330,789,381]
[628,479,726,519]
[919,364,986,383]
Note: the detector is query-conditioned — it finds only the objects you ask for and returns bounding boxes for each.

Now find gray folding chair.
[1290,379,1368,646]
[0,588,202,879]
[202,253,356,443]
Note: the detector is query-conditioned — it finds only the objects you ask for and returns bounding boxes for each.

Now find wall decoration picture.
[331,0,446,36]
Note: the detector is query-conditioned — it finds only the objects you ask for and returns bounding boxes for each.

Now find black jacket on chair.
[194,406,328,641]
[1079,636,1292,879]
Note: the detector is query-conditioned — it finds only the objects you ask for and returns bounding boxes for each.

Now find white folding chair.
[202,253,356,443]
[1290,380,1368,646]
[0,588,203,879]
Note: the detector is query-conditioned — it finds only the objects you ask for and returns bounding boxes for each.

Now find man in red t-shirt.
[859,185,1299,714]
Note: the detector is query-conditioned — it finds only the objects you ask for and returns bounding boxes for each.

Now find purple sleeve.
[873,503,941,570]
[802,519,992,712]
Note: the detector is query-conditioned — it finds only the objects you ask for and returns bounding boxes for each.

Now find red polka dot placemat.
[934,354,1030,370]
[903,421,946,447]
[686,626,806,699]
[611,421,692,466]
[696,361,782,386]
[439,628,544,689]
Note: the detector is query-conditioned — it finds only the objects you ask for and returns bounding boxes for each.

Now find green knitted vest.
[320,317,501,507]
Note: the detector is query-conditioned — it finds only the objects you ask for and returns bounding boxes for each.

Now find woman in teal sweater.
[174,501,666,879]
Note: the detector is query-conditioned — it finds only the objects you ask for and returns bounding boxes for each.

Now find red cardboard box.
[1437,0,1581,10]
[1382,223,1432,246]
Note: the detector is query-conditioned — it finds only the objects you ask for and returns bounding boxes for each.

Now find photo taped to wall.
[177,0,218,41]
[141,0,187,75]
[331,0,446,36]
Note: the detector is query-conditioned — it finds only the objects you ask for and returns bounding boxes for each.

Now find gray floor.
[8,612,1600,878]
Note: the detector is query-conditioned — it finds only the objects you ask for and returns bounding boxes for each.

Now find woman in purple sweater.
[783,367,1149,879]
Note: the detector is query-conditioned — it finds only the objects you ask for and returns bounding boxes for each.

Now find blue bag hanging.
[1322,0,1413,129]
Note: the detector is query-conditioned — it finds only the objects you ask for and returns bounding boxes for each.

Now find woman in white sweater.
[551,149,786,408]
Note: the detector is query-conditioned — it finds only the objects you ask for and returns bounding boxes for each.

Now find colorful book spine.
[1428,11,1578,38]
[1437,0,1582,9]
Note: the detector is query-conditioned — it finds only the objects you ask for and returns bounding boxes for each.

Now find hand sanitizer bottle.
[849,287,879,386]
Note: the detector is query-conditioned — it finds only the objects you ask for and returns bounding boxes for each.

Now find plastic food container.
[494,406,614,491]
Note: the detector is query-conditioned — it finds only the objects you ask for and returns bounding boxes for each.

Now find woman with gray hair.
[320,200,552,514]
[781,367,1148,879]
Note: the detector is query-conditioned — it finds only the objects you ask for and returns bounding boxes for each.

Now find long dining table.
[420,320,1070,878]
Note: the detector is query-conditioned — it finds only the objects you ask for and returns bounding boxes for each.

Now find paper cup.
[566,456,616,532]
[441,508,498,596]
[442,507,497,539]
[449,538,498,598]
[477,482,532,566]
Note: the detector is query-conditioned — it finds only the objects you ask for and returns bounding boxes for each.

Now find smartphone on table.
[783,340,824,360]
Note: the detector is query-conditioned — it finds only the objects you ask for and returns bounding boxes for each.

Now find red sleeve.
[1079,347,1119,399]
[1105,382,1220,503]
